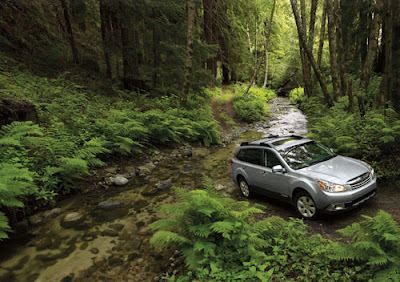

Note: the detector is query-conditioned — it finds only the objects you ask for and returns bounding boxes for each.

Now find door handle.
[242,166,246,170]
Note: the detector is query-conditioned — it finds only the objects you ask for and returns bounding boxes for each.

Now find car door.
[254,149,290,198]
[235,148,264,189]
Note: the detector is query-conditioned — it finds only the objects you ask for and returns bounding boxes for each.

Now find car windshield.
[280,141,336,170]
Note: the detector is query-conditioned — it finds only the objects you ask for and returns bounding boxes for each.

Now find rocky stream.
[0,97,398,282]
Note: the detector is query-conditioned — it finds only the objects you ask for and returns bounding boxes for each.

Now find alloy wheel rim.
[297,196,316,218]
[240,181,249,197]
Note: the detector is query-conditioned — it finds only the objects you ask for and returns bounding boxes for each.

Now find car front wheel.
[294,191,318,220]
[238,177,252,198]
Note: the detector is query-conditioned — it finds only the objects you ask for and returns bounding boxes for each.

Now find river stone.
[36,237,53,250]
[104,177,115,185]
[61,212,84,229]
[28,214,43,226]
[181,147,193,157]
[109,223,124,232]
[114,176,128,186]
[43,208,62,219]
[141,187,159,197]
[155,179,172,190]
[101,229,119,237]
[108,255,124,266]
[90,247,99,254]
[138,166,151,176]
[97,200,121,210]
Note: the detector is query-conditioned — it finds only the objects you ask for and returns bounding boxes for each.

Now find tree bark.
[181,0,196,107]
[391,0,400,115]
[299,0,312,96]
[290,0,333,107]
[203,0,217,77]
[315,0,327,86]
[335,0,347,97]
[327,0,340,101]
[99,0,111,78]
[60,0,79,63]
[356,0,383,116]
[262,25,269,88]
[348,80,354,113]
[244,0,276,96]
[306,0,318,95]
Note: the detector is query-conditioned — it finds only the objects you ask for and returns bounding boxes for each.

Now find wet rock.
[104,177,115,185]
[136,221,145,228]
[181,147,193,157]
[60,273,74,282]
[36,237,53,250]
[61,212,85,229]
[15,219,29,230]
[133,199,149,212]
[127,252,139,261]
[108,255,124,266]
[93,258,107,268]
[80,242,89,250]
[97,200,121,210]
[155,179,172,190]
[138,166,151,176]
[90,248,99,254]
[101,229,119,237]
[28,214,43,226]
[114,176,128,186]
[109,223,124,232]
[81,232,97,242]
[141,187,159,197]
[43,208,62,219]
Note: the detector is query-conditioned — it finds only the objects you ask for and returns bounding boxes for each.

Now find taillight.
[229,160,233,166]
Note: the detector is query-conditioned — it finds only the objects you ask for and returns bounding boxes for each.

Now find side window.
[265,150,282,168]
[236,149,263,166]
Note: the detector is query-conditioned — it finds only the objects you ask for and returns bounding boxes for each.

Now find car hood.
[298,155,369,184]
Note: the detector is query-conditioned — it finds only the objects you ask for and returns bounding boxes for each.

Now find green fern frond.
[150,230,191,249]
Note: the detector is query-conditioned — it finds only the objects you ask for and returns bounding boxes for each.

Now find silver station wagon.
[230,135,377,219]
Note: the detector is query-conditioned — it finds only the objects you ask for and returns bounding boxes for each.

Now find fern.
[333,210,400,281]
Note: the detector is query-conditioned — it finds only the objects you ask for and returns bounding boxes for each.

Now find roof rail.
[288,134,305,139]
[240,142,249,146]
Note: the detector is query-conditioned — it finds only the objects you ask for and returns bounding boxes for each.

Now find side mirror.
[272,165,286,174]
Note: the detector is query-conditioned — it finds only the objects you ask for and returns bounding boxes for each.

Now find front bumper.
[322,189,377,213]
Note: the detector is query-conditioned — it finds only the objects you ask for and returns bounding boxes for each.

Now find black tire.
[238,177,252,198]
[294,191,318,220]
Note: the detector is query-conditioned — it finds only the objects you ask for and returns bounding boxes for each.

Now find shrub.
[233,96,266,122]
[289,87,306,104]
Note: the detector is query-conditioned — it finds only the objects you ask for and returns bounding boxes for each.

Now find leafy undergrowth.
[301,95,400,179]
[150,176,400,281]
[0,70,221,239]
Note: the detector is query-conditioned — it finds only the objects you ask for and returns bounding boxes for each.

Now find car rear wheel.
[294,191,318,220]
[238,177,252,198]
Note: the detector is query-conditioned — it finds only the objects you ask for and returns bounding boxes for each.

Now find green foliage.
[289,87,306,104]
[150,175,384,281]
[0,162,37,239]
[231,85,276,122]
[304,97,400,178]
[333,210,400,281]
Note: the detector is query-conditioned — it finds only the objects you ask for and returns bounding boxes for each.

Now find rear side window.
[236,148,263,166]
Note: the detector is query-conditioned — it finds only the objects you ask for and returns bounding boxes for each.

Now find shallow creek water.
[0,98,309,281]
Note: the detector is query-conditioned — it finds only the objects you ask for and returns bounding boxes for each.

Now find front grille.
[347,172,371,190]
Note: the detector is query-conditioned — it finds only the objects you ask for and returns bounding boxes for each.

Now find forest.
[0,0,399,281]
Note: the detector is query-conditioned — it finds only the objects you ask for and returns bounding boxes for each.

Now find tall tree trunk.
[357,0,369,70]
[335,0,347,97]
[99,0,111,78]
[376,0,392,108]
[262,25,269,88]
[181,0,196,107]
[315,0,327,86]
[60,0,79,63]
[348,80,354,113]
[391,0,400,115]
[306,0,318,95]
[356,0,383,116]
[300,0,312,96]
[244,0,276,96]
[246,23,253,53]
[203,0,217,77]
[327,0,340,101]
[290,0,333,107]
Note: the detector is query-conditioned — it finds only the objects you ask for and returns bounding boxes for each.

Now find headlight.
[366,163,375,179]
[318,180,347,192]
